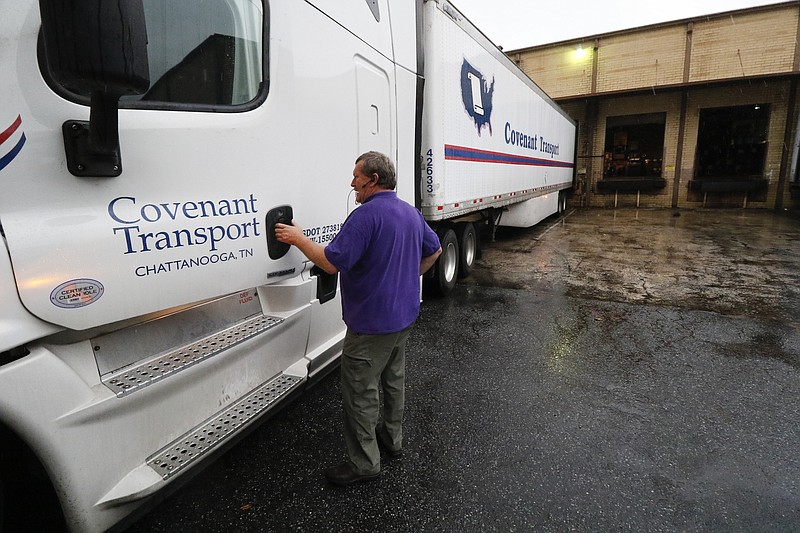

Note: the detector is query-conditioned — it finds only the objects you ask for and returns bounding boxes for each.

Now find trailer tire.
[455,222,477,278]
[429,228,459,295]
[558,190,568,215]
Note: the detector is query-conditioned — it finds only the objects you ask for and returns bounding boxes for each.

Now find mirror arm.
[62,91,124,178]
[88,90,121,154]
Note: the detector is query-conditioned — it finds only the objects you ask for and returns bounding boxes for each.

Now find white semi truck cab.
[1,1,419,530]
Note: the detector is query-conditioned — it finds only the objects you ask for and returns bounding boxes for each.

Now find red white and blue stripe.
[0,115,26,172]
[444,144,574,169]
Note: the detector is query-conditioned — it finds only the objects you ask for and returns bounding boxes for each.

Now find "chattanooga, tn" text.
[135,249,254,277]
[108,194,261,254]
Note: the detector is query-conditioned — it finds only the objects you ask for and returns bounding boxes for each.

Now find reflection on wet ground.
[467,208,800,322]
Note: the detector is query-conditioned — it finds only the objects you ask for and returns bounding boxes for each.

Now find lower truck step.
[98,372,305,505]
[147,372,303,480]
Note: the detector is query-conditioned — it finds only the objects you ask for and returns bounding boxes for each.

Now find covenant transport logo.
[460,59,494,136]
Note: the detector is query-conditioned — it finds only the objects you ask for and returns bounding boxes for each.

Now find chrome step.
[147,373,303,480]
[102,314,284,397]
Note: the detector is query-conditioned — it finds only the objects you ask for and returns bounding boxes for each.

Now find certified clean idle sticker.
[50,279,105,309]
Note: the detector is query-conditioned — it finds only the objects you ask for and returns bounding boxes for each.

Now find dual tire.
[427,222,477,296]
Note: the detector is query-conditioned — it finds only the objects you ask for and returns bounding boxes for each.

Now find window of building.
[695,105,769,179]
[42,0,265,110]
[603,113,665,179]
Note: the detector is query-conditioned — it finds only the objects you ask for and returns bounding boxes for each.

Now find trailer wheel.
[558,190,568,215]
[455,222,477,278]
[429,228,459,295]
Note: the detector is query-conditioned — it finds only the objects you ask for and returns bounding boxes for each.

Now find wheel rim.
[443,241,458,282]
[463,231,476,268]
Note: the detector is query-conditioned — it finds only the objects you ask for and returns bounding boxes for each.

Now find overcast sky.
[451,0,786,50]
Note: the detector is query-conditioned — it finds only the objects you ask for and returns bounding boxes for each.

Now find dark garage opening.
[691,104,770,197]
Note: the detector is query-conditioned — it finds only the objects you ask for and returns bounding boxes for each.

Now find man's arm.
[275,222,339,274]
[420,247,442,275]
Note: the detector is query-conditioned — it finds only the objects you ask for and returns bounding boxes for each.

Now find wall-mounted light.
[574,45,589,61]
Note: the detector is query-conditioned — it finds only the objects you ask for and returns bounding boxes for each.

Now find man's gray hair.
[356,151,396,190]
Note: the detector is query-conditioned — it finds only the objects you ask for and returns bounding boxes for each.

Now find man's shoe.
[325,463,380,486]
[376,428,403,458]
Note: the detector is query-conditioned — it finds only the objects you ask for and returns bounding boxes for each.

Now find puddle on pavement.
[717,331,800,368]
[462,208,800,324]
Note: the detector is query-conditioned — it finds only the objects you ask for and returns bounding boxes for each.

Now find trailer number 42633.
[426,149,434,193]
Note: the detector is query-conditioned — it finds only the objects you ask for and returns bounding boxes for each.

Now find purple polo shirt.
[323,191,440,334]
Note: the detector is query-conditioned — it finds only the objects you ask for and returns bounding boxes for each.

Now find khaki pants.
[340,325,412,475]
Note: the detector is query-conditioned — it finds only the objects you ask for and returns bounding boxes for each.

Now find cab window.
[43,0,265,110]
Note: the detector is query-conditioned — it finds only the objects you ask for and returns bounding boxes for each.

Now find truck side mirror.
[39,0,150,177]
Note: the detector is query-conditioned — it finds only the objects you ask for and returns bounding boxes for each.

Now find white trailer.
[0,1,573,530]
[419,0,576,294]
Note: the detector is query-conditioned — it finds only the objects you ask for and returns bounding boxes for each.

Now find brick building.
[509,1,800,209]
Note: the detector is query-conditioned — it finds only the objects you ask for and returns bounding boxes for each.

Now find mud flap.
[312,266,338,304]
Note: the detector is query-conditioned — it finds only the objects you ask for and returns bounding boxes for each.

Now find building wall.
[517,45,593,97]
[596,26,686,94]
[689,9,798,83]
[512,2,800,210]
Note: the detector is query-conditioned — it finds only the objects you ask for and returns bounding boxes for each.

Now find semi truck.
[0,0,575,530]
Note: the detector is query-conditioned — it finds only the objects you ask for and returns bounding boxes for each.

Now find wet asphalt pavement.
[127,208,800,532]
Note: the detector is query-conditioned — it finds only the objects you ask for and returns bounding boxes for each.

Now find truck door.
[0,0,394,332]
[1,0,285,331]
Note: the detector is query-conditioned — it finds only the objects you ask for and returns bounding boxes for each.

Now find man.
[275,151,442,486]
